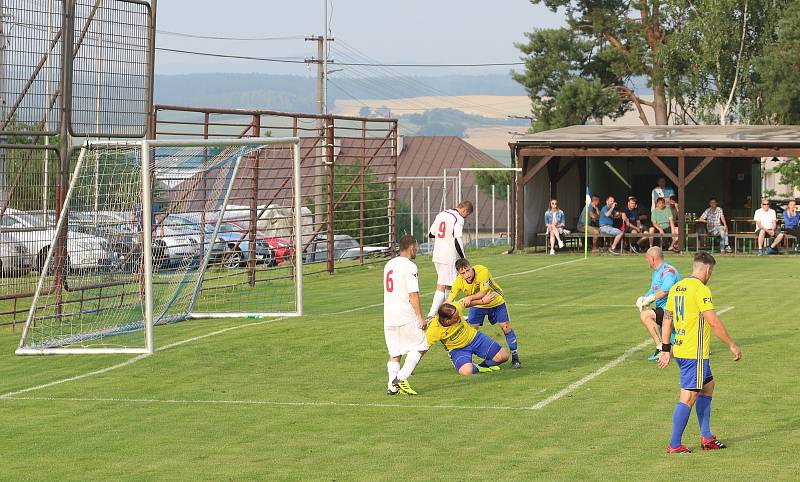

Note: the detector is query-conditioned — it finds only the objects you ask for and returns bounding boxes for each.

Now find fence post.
[491,184,495,244]
[248,114,259,286]
[359,119,366,264]
[410,186,414,237]
[474,184,479,247]
[426,185,431,239]
[389,121,398,257]
[326,116,335,274]
[506,184,510,241]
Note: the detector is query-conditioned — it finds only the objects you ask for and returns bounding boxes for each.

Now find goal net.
[16,137,303,355]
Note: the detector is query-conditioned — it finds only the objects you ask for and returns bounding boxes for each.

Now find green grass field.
[1,252,798,481]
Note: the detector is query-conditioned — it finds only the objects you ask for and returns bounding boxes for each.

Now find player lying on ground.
[635,247,680,361]
[659,251,742,454]
[449,258,521,369]
[383,235,428,396]
[426,302,509,376]
[425,200,473,321]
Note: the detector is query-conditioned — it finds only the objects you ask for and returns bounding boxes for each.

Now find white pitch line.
[530,305,735,410]
[0,257,587,400]
[2,396,533,412]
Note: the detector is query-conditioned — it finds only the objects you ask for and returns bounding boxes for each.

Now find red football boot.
[701,435,727,450]
[667,445,692,454]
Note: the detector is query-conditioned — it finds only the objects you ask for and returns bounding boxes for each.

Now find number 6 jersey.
[383,256,420,327]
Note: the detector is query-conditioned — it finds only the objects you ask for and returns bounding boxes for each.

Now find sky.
[154,0,564,77]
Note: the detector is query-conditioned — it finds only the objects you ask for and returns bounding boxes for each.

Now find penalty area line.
[530,306,735,410]
[0,257,585,401]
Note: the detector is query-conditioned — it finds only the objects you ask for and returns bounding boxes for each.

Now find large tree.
[514,0,674,129]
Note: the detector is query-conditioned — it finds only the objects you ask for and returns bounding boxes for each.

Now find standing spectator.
[754,198,785,255]
[578,194,601,252]
[649,197,679,252]
[544,199,569,255]
[696,198,731,253]
[621,196,648,253]
[600,195,624,255]
[783,199,800,248]
[651,177,675,211]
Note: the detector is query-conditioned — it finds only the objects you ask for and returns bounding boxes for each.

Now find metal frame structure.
[509,125,800,251]
[16,137,303,355]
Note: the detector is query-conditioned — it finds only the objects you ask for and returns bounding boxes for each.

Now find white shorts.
[384,322,428,357]
[434,261,457,286]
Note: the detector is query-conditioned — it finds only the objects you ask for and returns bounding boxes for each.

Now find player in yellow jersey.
[426,302,509,376]
[659,252,742,454]
[448,258,521,369]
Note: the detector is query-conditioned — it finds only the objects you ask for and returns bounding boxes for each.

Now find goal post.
[16,137,303,355]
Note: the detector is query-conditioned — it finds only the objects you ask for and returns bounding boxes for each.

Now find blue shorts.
[467,303,510,326]
[449,332,502,372]
[675,357,713,390]
[600,225,622,236]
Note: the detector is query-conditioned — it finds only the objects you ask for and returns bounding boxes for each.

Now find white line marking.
[2,396,533,412]
[1,258,587,399]
[495,258,584,279]
[530,306,735,410]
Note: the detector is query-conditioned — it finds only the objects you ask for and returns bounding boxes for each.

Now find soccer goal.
[16,137,303,355]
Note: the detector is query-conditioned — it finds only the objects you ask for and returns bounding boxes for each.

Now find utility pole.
[305,26,333,231]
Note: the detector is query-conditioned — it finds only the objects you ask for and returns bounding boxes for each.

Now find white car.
[0,209,114,272]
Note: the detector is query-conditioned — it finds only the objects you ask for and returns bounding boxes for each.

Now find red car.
[221,220,294,265]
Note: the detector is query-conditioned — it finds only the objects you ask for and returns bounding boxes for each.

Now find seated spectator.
[696,197,732,253]
[783,199,800,246]
[621,196,648,253]
[599,195,624,255]
[577,194,601,252]
[754,198,785,255]
[668,194,680,221]
[649,197,679,252]
[544,199,570,255]
[651,177,675,211]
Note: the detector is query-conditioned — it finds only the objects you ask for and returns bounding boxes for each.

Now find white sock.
[427,290,446,318]
[387,361,400,389]
[397,351,422,381]
[444,288,451,300]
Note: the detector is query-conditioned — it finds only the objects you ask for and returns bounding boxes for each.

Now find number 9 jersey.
[429,209,465,266]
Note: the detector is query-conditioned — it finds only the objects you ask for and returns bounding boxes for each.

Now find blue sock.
[670,402,692,449]
[695,395,713,439]
[481,359,498,367]
[471,364,478,374]
[505,329,518,352]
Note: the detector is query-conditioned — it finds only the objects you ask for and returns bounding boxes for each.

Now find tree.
[358,106,372,117]
[772,158,800,196]
[514,0,675,129]
[473,163,512,199]
[326,163,391,244]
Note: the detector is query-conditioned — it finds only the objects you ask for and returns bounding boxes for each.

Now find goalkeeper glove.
[635,296,646,312]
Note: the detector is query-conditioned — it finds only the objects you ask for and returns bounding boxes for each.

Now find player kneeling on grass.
[659,252,742,454]
[449,258,521,369]
[426,302,509,376]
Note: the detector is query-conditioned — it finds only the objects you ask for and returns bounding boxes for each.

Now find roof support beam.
[522,155,552,185]
[685,156,715,185]
[553,156,579,183]
[677,155,686,252]
[647,154,679,186]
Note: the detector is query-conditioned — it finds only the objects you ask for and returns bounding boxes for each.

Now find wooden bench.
[535,230,677,252]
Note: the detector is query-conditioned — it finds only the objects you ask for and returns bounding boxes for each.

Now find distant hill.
[154,73,527,112]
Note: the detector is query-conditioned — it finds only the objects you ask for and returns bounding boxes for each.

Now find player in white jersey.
[425,200,474,320]
[383,235,428,395]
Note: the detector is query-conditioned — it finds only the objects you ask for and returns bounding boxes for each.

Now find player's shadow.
[722,418,799,445]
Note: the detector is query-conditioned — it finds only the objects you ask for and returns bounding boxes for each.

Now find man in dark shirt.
[622,196,648,253]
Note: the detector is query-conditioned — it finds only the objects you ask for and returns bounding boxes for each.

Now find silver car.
[0,233,33,277]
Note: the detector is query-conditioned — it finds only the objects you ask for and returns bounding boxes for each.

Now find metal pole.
[506,184,510,241]
[410,186,414,237]
[293,143,304,316]
[426,185,430,236]
[474,184,479,246]
[491,184,495,244]
[93,2,103,223]
[141,141,155,354]
[458,170,462,201]
[322,0,327,116]
[442,168,447,210]
[0,0,7,209]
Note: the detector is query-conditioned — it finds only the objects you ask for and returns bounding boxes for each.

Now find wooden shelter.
[509,126,800,250]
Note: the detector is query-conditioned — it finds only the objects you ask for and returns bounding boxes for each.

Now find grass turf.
[0,252,798,481]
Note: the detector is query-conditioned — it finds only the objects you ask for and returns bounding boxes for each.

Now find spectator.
[544,199,570,255]
[651,177,675,211]
[668,194,680,221]
[754,198,785,255]
[696,198,731,253]
[649,197,679,252]
[783,199,799,248]
[621,196,648,253]
[599,195,624,255]
[578,194,601,252]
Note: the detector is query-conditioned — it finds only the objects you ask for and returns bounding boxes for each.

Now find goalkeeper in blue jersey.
[635,247,680,361]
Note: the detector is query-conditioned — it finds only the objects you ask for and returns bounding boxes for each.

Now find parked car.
[0,208,114,272]
[304,234,388,263]
[222,219,291,265]
[0,232,34,277]
[213,221,275,268]
[67,212,141,271]
[161,215,227,268]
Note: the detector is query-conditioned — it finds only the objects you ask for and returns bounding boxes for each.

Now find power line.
[155,47,308,63]
[156,30,305,41]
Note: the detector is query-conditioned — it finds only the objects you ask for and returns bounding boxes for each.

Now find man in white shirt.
[425,200,473,320]
[383,235,428,395]
[651,177,676,211]
[754,198,785,255]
